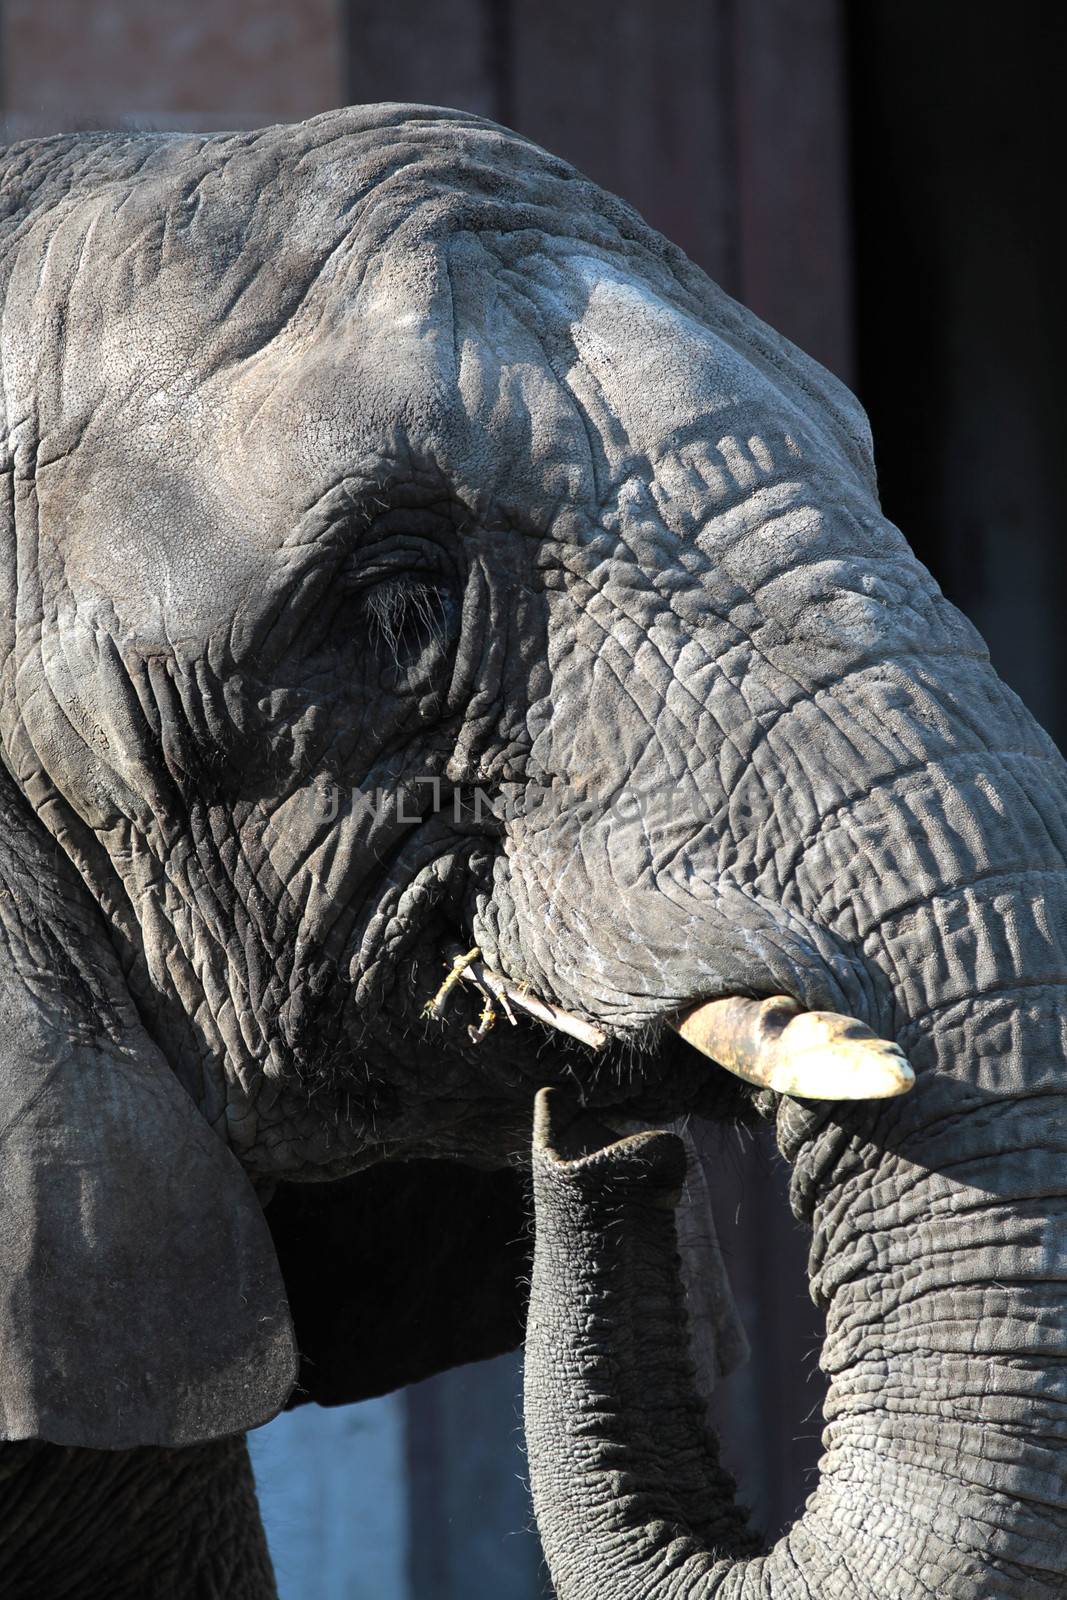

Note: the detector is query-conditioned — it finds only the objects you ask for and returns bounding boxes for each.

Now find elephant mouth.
[316,907,914,1177]
[427,946,915,1106]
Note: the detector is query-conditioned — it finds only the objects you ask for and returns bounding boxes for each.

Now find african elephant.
[0,104,1064,1597]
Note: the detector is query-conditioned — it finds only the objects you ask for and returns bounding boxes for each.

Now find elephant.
[0,101,1064,1597]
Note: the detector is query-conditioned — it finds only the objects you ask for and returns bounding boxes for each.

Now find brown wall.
[2,0,342,133]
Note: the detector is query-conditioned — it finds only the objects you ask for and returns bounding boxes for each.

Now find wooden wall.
[0,0,342,132]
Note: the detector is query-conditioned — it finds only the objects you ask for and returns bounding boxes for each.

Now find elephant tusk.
[428,955,913,1097]
[670,994,915,1101]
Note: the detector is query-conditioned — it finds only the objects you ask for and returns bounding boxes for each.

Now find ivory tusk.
[670,994,915,1101]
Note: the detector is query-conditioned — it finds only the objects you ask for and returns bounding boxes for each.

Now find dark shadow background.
[2,0,1063,1587]
[851,2,1067,751]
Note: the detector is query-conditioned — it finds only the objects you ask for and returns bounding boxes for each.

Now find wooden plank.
[509,0,852,377]
[704,1126,828,1538]
[250,1398,411,1598]
[1,0,342,132]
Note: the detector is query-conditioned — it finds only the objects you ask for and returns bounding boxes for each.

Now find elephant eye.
[361,576,459,669]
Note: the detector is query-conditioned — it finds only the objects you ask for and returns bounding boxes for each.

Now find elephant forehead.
[20,237,588,644]
[30,242,590,645]
[550,256,867,505]
[17,223,442,633]
[8,115,870,650]
[216,233,593,529]
[436,244,879,574]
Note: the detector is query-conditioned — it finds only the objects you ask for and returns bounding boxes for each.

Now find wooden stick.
[426,949,608,1050]
[424,948,482,1020]
[459,959,608,1050]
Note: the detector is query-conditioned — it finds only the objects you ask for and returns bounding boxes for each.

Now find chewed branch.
[425,949,608,1051]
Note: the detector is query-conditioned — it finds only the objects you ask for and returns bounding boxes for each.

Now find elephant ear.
[0,769,296,1447]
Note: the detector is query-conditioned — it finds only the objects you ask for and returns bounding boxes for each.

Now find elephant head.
[0,106,1064,1593]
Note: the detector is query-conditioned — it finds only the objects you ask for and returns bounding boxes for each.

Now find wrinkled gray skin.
[0,105,1065,1595]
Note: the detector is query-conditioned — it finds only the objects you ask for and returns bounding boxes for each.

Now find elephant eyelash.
[362,578,456,664]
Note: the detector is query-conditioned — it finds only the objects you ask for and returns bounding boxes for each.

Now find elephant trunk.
[525,954,1067,1595]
